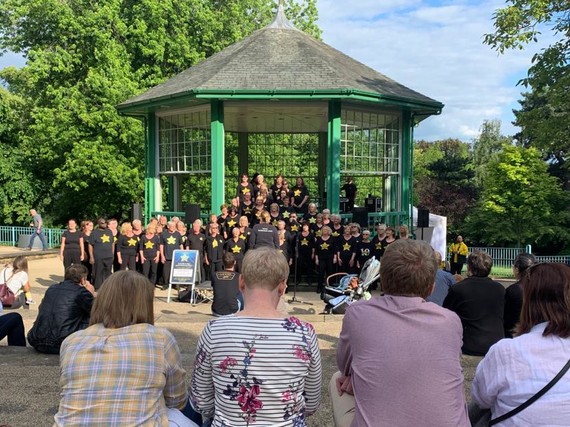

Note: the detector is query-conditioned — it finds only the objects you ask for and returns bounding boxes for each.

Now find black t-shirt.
[372,236,387,259]
[314,236,335,259]
[187,232,206,253]
[224,238,246,260]
[297,233,315,258]
[249,224,279,249]
[117,234,139,256]
[205,234,225,264]
[89,229,114,259]
[139,234,161,259]
[337,236,357,262]
[341,182,357,200]
[291,185,309,207]
[62,230,82,253]
[212,270,241,316]
[356,240,375,265]
[160,230,182,260]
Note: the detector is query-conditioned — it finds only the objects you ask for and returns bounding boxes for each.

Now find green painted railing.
[0,226,65,249]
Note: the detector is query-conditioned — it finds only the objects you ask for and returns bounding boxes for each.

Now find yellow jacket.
[449,242,468,263]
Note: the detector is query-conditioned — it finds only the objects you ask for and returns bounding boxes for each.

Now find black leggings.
[0,312,26,346]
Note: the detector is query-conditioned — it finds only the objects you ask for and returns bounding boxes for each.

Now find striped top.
[191,315,322,426]
[54,323,188,427]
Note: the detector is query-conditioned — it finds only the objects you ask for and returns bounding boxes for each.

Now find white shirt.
[1,267,28,296]
[472,323,570,426]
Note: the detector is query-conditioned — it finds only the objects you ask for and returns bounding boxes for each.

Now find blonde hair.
[120,222,132,235]
[241,248,289,291]
[146,224,157,234]
[90,271,154,328]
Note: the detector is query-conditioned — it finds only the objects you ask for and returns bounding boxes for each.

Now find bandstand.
[117,5,444,227]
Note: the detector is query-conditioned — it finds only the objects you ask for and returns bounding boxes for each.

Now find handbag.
[488,358,570,425]
[0,269,16,307]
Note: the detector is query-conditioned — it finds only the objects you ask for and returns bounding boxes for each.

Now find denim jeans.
[29,229,48,250]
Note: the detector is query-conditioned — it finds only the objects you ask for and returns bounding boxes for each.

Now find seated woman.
[191,248,322,426]
[54,271,198,427]
[0,303,26,346]
[471,262,570,426]
[1,255,33,308]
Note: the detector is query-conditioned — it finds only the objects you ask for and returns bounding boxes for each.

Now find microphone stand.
[288,233,313,306]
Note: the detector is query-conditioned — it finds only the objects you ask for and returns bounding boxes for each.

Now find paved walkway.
[0,252,482,427]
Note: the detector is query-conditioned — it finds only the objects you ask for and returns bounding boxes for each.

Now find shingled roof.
[118,6,443,113]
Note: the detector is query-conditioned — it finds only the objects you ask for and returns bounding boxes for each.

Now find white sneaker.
[26,299,35,304]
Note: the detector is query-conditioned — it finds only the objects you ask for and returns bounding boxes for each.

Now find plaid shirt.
[54,323,188,426]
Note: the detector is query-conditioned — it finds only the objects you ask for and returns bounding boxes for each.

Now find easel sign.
[167,250,199,303]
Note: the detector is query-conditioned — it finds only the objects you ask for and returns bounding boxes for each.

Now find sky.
[316,0,553,141]
[0,0,554,142]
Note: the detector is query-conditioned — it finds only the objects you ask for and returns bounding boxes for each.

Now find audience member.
[0,302,26,346]
[443,251,505,356]
[0,255,34,308]
[503,252,536,338]
[426,250,456,306]
[332,239,469,427]
[249,210,279,249]
[27,264,96,354]
[54,271,197,426]
[191,248,322,426]
[211,253,243,316]
[471,263,570,426]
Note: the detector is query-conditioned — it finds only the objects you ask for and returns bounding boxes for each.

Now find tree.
[472,119,510,187]
[0,0,320,224]
[414,139,477,234]
[464,144,570,249]
[485,1,569,158]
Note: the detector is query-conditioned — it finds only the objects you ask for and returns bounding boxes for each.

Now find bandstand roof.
[118,6,443,119]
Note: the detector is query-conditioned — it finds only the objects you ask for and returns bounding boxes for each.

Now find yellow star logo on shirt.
[144,241,154,249]
[227,219,237,228]
[294,189,301,197]
[212,239,218,248]
[291,224,299,232]
[342,242,351,251]
[239,234,246,240]
[272,219,279,226]
[231,245,242,254]
[101,234,111,243]
[320,242,330,250]
[375,242,382,250]
[128,238,137,247]
[282,211,290,219]
[309,217,316,224]
[244,206,252,214]
[332,230,340,237]
[114,236,118,243]
[167,236,177,245]
[242,187,250,194]
[315,230,322,237]
[301,238,309,246]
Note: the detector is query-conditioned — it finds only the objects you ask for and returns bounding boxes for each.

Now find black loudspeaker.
[185,204,201,225]
[352,207,369,229]
[417,208,430,228]
[365,196,382,212]
[131,203,142,221]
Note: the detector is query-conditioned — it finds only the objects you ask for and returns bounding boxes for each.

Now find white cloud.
[316,0,553,141]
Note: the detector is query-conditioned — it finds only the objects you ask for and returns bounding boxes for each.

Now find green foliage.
[413,139,477,234]
[472,120,511,187]
[464,144,570,249]
[0,0,319,224]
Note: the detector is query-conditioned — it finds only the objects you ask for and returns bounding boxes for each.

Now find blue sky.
[0,0,553,142]
[316,0,554,141]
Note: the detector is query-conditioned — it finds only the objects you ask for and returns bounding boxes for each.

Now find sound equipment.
[185,204,201,225]
[352,207,369,229]
[365,196,382,213]
[417,208,430,228]
[131,203,142,221]
[339,197,349,213]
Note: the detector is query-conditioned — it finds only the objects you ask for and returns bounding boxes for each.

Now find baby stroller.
[322,257,381,314]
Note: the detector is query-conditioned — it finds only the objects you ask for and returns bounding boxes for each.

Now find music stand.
[288,235,313,306]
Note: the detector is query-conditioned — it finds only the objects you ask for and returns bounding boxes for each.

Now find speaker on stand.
[185,204,201,226]
[417,208,430,240]
[352,207,369,229]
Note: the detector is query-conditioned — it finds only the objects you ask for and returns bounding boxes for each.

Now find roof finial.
[268,0,298,30]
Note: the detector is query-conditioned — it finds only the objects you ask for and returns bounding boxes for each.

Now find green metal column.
[327,100,341,213]
[167,176,175,211]
[318,133,327,208]
[211,100,225,211]
[401,111,413,226]
[144,113,161,222]
[238,132,249,175]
